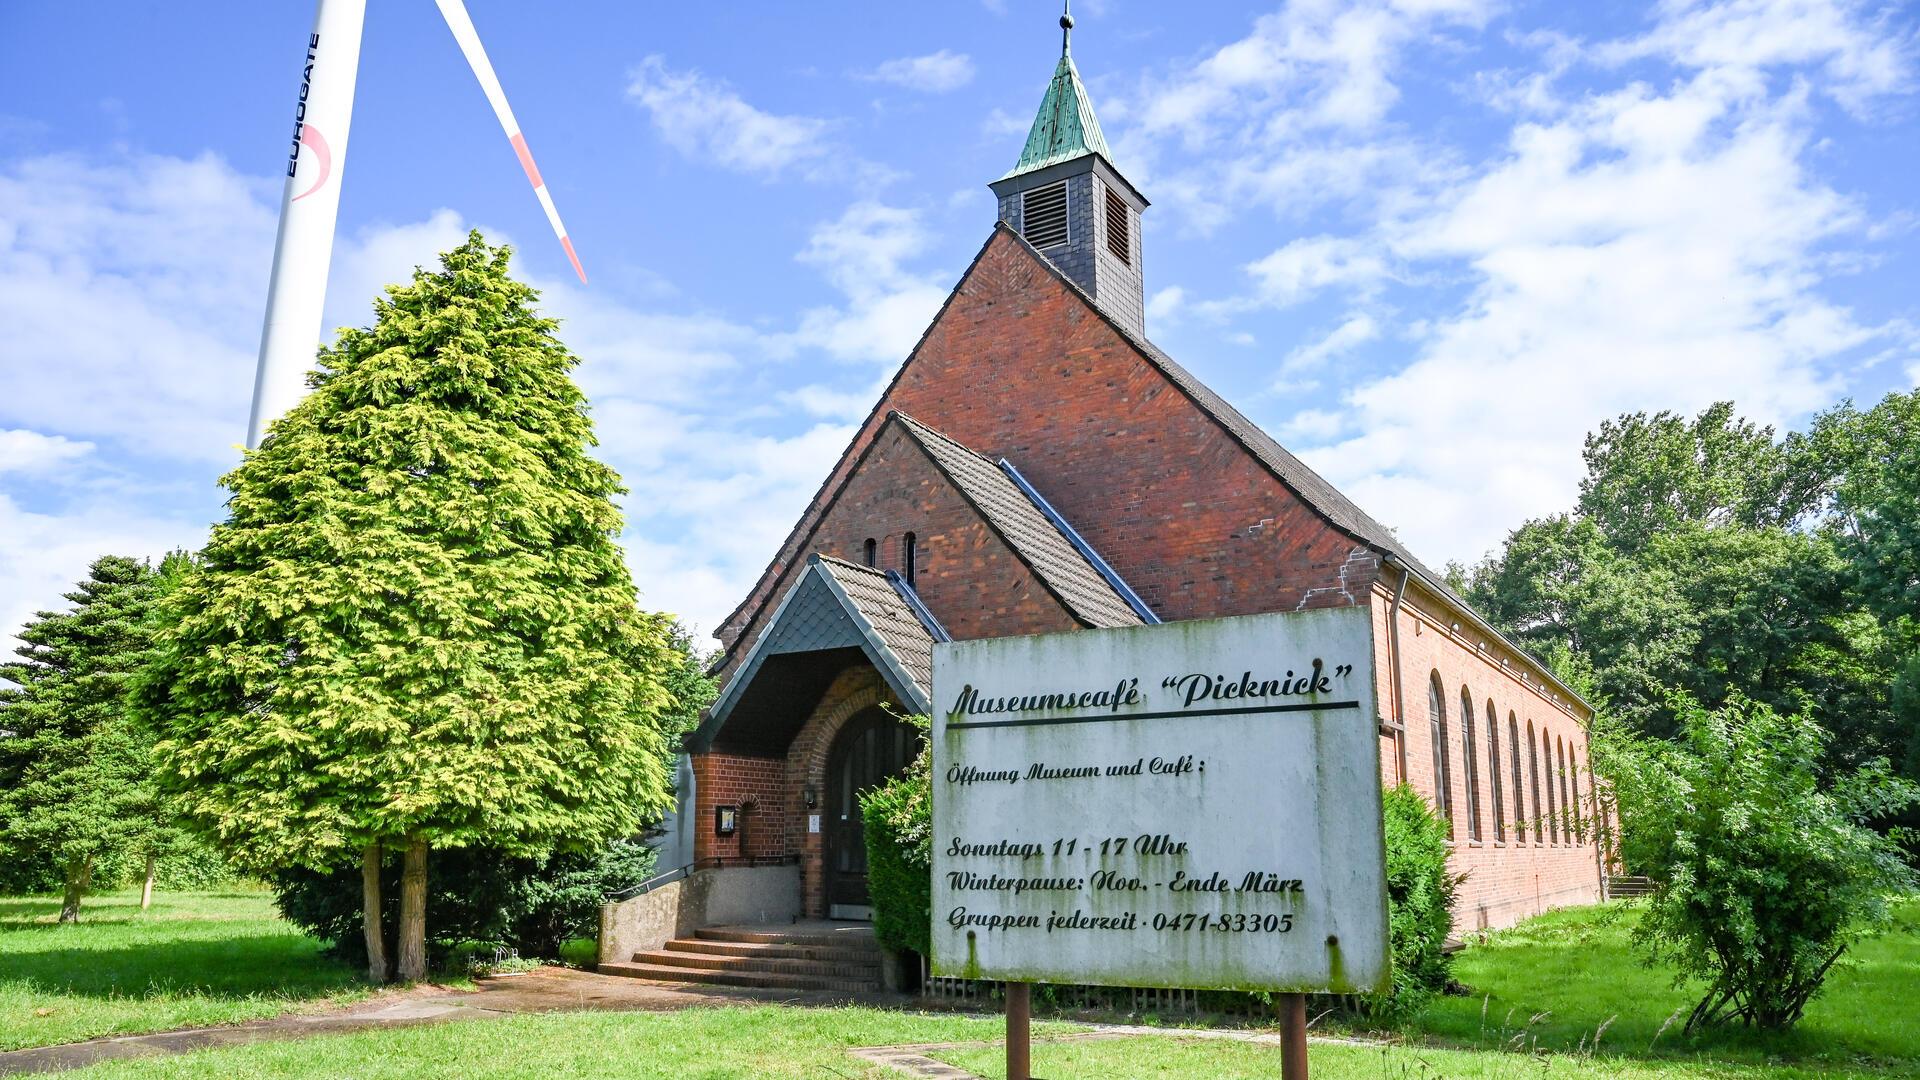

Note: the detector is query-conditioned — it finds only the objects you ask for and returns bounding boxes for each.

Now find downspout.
[1386,564,1411,785]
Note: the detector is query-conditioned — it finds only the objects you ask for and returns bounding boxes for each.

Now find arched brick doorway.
[823,707,915,919]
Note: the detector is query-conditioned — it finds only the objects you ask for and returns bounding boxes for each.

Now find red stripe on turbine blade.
[509,132,543,189]
[562,235,586,284]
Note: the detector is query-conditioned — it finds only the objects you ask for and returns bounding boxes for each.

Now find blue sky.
[2,0,1916,649]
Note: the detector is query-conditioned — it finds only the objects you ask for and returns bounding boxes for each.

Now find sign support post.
[1006,981,1032,1080]
[1279,992,1308,1078]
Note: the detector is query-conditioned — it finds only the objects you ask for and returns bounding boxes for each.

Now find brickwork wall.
[1368,578,1606,932]
[704,226,1609,932]
[711,421,1083,685]
[720,229,1380,665]
[690,752,788,864]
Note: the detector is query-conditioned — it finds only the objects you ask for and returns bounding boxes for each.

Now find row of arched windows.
[1425,672,1590,847]
[861,533,919,587]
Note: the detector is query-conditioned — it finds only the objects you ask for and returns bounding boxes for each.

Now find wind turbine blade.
[434,0,586,284]
[249,0,368,449]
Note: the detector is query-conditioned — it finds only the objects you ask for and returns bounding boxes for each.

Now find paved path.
[0,968,906,1075]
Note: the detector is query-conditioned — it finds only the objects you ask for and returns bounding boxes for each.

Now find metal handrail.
[605,854,799,902]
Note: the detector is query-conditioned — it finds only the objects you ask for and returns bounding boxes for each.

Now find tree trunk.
[58,857,94,924]
[140,853,156,911]
[396,835,428,983]
[362,841,391,984]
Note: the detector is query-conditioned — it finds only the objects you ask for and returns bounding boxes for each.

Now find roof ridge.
[812,552,889,577]
[888,410,996,464]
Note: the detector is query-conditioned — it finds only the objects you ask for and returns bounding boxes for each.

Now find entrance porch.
[670,555,943,927]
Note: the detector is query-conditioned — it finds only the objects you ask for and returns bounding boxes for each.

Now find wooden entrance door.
[825,709,915,919]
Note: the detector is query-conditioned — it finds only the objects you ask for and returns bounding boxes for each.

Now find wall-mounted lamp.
[803,786,818,810]
[714,805,739,836]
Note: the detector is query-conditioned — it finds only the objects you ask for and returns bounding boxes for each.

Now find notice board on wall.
[930,607,1389,993]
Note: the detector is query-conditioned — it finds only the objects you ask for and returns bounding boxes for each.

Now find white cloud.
[1246,236,1394,307]
[0,493,206,663]
[1107,0,1490,237]
[0,152,274,462]
[625,56,835,178]
[1146,285,1186,323]
[0,147,935,651]
[1600,0,1913,113]
[1280,313,1381,375]
[1309,61,1882,565]
[0,430,92,474]
[863,50,976,93]
[784,202,951,365]
[1278,407,1350,443]
[1117,0,1911,571]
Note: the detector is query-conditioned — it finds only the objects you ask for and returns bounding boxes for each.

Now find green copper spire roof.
[1001,50,1114,181]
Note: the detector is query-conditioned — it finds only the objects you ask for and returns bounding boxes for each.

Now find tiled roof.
[891,412,1145,630]
[814,555,938,696]
[1001,53,1114,182]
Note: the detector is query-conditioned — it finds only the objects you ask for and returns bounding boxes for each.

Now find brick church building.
[669,19,1607,942]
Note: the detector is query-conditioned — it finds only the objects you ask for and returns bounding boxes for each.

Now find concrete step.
[695,926,877,949]
[599,960,877,994]
[665,938,880,964]
[634,949,879,979]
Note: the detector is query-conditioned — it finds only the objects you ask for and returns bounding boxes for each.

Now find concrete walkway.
[0,968,907,1075]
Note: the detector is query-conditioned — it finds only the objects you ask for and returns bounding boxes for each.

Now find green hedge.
[860,717,932,955]
[1361,783,1461,1020]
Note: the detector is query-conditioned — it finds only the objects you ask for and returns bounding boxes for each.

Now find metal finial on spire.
[1060,0,1073,56]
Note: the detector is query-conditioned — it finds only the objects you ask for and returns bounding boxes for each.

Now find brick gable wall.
[720,228,1380,668]
[704,226,1607,931]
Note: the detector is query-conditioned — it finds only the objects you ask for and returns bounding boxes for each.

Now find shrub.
[558,937,599,969]
[270,838,655,967]
[1353,783,1461,1021]
[860,716,932,956]
[1598,695,1919,1032]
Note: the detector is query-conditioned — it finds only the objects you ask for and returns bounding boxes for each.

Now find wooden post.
[1006,981,1032,1080]
[1279,992,1308,1079]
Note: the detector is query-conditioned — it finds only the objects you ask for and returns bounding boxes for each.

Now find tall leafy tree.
[137,233,674,982]
[1468,398,1914,768]
[0,556,165,922]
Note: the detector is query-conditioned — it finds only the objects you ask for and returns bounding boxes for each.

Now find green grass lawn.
[10,893,1917,1078]
[56,1007,1068,1079]
[49,1005,1905,1080]
[1394,899,1920,1074]
[0,888,368,1052]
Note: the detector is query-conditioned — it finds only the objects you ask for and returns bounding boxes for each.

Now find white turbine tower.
[245,0,586,449]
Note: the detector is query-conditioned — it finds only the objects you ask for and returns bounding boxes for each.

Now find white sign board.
[930,608,1388,993]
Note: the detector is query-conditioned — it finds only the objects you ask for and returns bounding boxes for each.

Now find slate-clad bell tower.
[990,8,1150,337]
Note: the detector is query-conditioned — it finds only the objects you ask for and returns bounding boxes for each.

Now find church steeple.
[991,2,1150,335]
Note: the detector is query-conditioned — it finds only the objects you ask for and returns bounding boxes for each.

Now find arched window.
[1558,737,1572,844]
[1527,721,1544,844]
[1459,686,1482,841]
[1427,674,1453,831]
[1544,729,1560,844]
[863,538,877,567]
[903,532,917,586]
[1570,751,1586,843]
[1507,713,1524,840]
[1486,700,1504,842]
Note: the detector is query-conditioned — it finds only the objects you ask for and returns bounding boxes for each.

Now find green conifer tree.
[137,233,674,981]
[0,556,165,922]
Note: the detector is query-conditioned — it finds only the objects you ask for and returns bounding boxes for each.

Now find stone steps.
[603,924,884,994]
[1608,875,1657,898]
